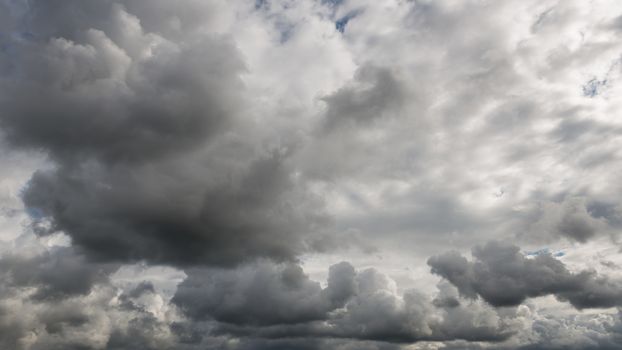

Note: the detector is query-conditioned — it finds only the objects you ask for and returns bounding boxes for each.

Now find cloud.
[0,3,244,163]
[173,260,520,346]
[536,197,606,242]
[518,311,622,350]
[0,246,180,350]
[429,241,622,309]
[22,152,330,267]
[0,246,117,300]
[173,261,350,326]
[2,0,622,349]
[440,310,622,350]
[0,240,615,350]
[1,0,334,267]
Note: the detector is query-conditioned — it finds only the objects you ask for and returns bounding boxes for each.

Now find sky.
[1,0,622,349]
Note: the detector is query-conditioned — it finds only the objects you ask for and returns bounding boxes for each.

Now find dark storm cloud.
[173,261,353,325]
[173,261,519,346]
[0,0,333,267]
[171,327,404,350]
[0,246,117,300]
[0,305,27,350]
[22,152,329,266]
[207,337,402,350]
[0,34,242,162]
[0,1,244,164]
[429,241,622,309]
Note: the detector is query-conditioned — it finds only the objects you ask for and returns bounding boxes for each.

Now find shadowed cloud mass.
[429,241,622,309]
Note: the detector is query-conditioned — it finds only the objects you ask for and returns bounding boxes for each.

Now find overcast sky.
[1,0,622,349]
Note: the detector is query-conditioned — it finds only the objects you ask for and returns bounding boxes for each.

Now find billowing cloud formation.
[174,261,353,325]
[0,241,179,350]
[174,261,520,346]
[2,0,622,349]
[22,153,329,266]
[429,241,622,309]
[1,0,333,267]
[0,244,523,349]
[4,0,622,266]
[0,246,117,300]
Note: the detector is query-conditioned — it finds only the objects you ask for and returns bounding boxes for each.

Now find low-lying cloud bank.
[1,245,621,349]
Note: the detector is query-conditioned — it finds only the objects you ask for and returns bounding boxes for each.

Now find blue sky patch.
[525,247,565,258]
[336,11,359,33]
[582,77,607,97]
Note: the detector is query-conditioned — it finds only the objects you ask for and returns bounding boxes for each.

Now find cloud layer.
[429,241,622,309]
[1,0,622,349]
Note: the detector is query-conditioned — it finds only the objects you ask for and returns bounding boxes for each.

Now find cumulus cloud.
[173,261,348,325]
[429,241,622,309]
[173,261,521,347]
[1,0,334,267]
[0,244,180,350]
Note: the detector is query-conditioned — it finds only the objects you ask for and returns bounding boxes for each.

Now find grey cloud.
[516,311,622,350]
[328,270,514,343]
[0,16,243,163]
[171,329,403,350]
[601,260,620,270]
[0,257,179,350]
[439,310,622,350]
[0,305,27,350]
[326,261,358,307]
[429,241,622,309]
[321,65,409,130]
[174,261,519,345]
[296,63,425,181]
[37,306,90,335]
[105,314,172,350]
[127,281,156,299]
[512,196,621,245]
[587,200,622,224]
[0,245,599,350]
[23,152,328,267]
[432,281,461,309]
[173,261,354,326]
[0,246,117,300]
[519,315,622,350]
[1,0,333,267]
[611,15,622,31]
